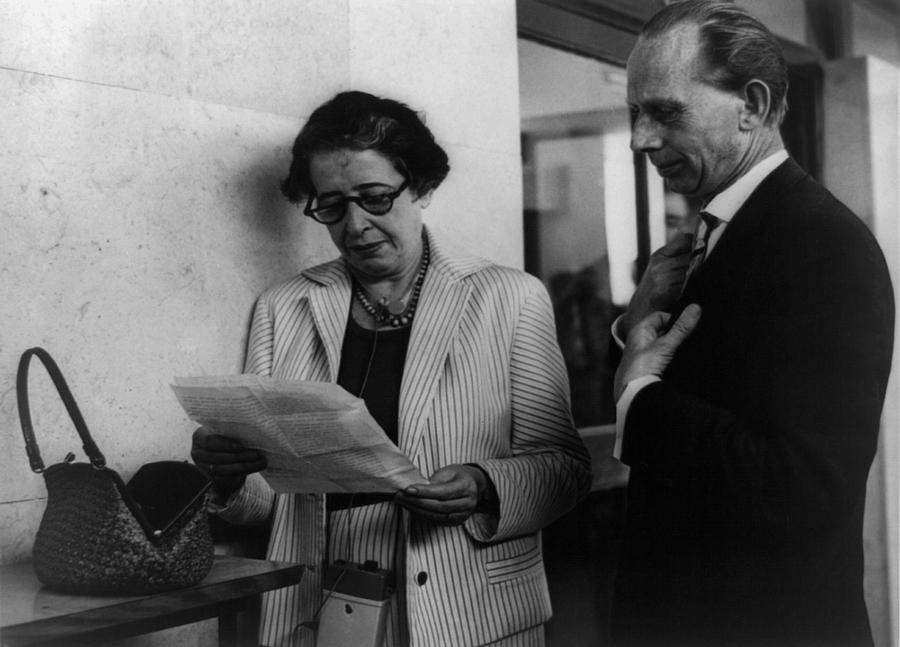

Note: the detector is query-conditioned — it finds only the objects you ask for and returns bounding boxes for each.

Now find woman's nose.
[343,201,370,233]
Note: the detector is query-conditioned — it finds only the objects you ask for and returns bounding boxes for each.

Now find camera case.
[317,560,394,647]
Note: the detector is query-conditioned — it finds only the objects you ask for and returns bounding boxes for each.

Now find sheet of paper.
[171,374,426,494]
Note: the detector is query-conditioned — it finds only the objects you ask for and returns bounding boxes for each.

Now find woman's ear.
[739,79,772,130]
[414,188,435,209]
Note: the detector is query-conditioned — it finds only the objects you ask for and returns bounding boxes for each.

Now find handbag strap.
[17,347,107,473]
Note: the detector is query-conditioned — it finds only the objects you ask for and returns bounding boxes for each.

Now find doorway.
[518,37,643,645]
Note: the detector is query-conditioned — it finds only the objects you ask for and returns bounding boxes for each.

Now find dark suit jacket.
[612,159,895,647]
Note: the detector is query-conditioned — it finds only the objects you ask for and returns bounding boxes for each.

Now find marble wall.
[0,0,521,570]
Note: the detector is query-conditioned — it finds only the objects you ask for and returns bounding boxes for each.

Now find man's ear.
[739,79,772,130]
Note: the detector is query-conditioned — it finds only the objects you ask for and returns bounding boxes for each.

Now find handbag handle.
[17,347,107,473]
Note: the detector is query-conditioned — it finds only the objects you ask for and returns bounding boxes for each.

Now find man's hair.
[281,91,450,203]
[642,0,788,125]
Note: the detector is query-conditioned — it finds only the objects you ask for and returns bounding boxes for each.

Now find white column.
[824,55,900,647]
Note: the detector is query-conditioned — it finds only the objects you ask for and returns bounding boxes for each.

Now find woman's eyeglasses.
[303,180,409,225]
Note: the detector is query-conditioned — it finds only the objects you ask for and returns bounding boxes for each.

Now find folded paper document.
[171,375,426,494]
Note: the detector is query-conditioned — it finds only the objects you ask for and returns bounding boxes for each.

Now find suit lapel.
[304,261,352,382]
[301,233,485,458]
[680,159,805,305]
[398,238,474,457]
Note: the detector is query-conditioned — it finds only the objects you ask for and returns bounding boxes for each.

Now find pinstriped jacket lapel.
[399,232,487,457]
[302,260,352,382]
[297,232,489,457]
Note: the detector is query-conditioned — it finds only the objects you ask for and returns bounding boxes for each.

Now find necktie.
[683,211,721,289]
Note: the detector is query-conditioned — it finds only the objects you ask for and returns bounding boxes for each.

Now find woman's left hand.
[395,464,498,526]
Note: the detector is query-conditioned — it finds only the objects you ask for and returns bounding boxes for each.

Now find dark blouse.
[329,313,411,511]
[336,314,411,443]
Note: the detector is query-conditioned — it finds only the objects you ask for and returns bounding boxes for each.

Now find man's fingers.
[657,232,693,257]
[664,304,702,346]
[631,311,673,340]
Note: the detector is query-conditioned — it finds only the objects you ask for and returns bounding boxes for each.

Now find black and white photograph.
[1,1,898,646]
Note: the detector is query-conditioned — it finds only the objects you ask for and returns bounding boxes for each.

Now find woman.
[191,91,591,647]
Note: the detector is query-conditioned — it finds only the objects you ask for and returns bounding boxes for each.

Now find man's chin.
[654,163,694,194]
[663,176,698,196]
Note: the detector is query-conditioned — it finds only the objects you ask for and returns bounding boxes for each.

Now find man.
[611,1,895,646]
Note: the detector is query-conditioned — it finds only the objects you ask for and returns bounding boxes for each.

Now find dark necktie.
[683,211,721,289]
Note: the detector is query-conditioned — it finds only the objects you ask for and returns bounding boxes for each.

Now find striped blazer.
[218,230,592,646]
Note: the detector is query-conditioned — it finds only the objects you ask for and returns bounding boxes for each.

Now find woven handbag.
[17,347,215,596]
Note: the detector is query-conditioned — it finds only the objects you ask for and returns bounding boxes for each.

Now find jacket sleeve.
[211,294,277,526]
[469,277,593,542]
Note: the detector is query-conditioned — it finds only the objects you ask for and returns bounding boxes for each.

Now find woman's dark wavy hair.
[642,0,788,125]
[281,91,450,203]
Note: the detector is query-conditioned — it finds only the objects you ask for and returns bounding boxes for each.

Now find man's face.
[626,23,748,199]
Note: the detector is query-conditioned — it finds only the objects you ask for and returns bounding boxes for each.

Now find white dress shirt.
[613,150,789,458]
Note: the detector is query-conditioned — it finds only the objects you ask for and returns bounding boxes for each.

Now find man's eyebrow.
[627,98,668,112]
[641,98,685,111]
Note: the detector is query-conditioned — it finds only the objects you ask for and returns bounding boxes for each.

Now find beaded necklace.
[353,237,431,328]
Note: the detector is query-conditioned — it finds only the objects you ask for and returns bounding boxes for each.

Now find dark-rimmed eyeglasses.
[303,180,409,225]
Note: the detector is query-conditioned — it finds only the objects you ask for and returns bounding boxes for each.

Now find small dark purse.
[17,347,215,596]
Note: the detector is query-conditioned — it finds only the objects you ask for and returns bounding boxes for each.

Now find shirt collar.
[703,150,789,223]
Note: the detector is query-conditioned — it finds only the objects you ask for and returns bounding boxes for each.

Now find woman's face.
[309,148,431,283]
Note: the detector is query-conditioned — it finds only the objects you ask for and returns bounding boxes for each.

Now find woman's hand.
[394,464,499,525]
[191,426,267,500]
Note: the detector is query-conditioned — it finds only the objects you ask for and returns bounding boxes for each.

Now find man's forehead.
[641,21,701,53]
[627,23,704,99]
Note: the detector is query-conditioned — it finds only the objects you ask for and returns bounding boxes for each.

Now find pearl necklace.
[353,239,430,328]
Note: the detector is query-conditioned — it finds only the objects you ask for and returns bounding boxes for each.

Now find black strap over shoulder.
[17,347,107,473]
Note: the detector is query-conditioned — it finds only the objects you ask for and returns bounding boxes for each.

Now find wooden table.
[0,555,303,647]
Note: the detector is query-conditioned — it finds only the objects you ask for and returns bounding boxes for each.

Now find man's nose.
[630,115,662,152]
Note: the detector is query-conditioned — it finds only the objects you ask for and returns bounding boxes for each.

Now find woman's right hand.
[191,426,267,500]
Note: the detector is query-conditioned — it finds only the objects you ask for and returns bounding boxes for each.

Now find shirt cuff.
[465,510,500,542]
[611,314,626,349]
[207,472,274,525]
[614,375,661,459]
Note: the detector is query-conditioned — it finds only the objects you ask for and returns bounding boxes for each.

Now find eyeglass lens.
[305,180,408,224]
